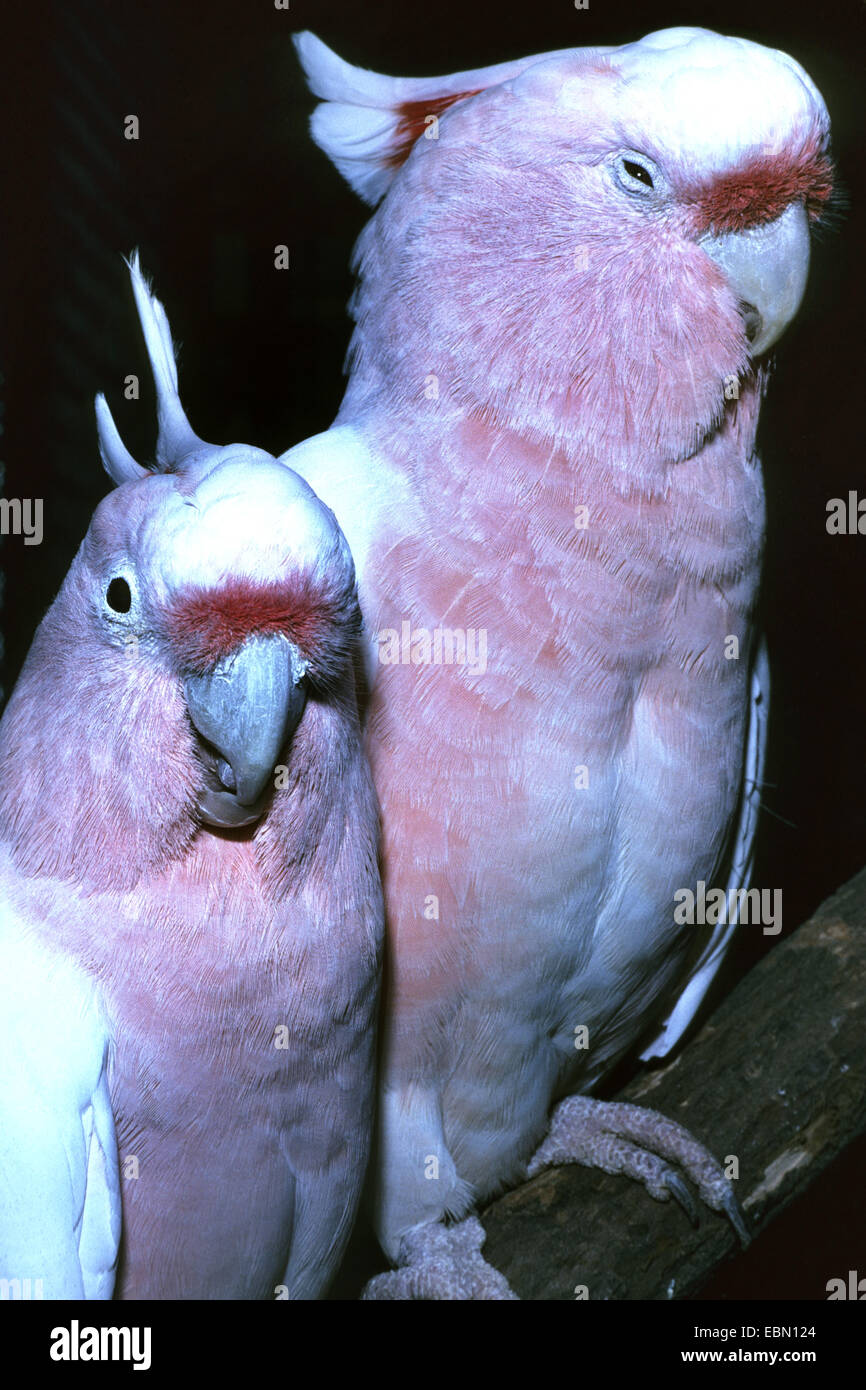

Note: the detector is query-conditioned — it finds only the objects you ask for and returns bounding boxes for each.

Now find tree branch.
[480,866,866,1299]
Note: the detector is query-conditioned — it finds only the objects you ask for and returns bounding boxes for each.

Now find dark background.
[0,0,863,1299]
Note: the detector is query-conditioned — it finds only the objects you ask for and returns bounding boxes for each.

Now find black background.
[0,0,863,1300]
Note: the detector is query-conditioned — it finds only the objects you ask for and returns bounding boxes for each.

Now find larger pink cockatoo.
[288,26,834,1297]
[0,255,383,1299]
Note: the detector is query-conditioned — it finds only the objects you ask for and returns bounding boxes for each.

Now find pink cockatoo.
[0,255,383,1299]
[288,27,834,1298]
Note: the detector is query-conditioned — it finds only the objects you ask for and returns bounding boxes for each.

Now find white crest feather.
[293,31,551,205]
[94,391,147,487]
[125,250,204,468]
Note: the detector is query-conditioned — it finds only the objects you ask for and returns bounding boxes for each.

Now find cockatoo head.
[296,27,833,468]
[0,255,361,884]
[92,254,360,833]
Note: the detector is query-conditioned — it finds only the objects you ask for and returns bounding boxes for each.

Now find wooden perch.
[480,866,866,1300]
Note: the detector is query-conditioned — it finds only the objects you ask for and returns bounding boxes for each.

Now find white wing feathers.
[640,635,771,1061]
[0,912,120,1299]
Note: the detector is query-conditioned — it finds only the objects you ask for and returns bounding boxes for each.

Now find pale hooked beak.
[699,201,811,357]
[184,632,307,829]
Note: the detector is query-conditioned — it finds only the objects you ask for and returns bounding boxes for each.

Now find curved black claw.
[663,1171,700,1227]
[721,1188,751,1249]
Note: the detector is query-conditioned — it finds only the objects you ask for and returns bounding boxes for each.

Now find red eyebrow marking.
[683,138,834,235]
[386,91,481,169]
[164,575,347,672]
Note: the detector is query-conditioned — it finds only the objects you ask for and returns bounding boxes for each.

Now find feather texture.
[289,26,834,1267]
[0,261,383,1298]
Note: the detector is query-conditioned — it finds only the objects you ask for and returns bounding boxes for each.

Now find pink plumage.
[288,26,834,1295]
[0,256,383,1299]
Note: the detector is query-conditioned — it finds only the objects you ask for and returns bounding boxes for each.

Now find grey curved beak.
[184,632,307,829]
[699,201,811,357]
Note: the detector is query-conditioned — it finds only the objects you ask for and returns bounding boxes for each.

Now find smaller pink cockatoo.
[287,26,835,1298]
[0,254,383,1299]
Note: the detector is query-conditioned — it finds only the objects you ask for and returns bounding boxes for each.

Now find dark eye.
[613,152,661,198]
[106,577,132,613]
[623,159,653,188]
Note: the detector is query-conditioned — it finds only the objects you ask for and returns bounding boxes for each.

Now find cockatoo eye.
[105,577,133,614]
[612,152,660,198]
[100,567,141,639]
[624,160,652,187]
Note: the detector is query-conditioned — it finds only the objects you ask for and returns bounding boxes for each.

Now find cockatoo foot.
[527,1095,750,1248]
[361,1217,519,1300]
